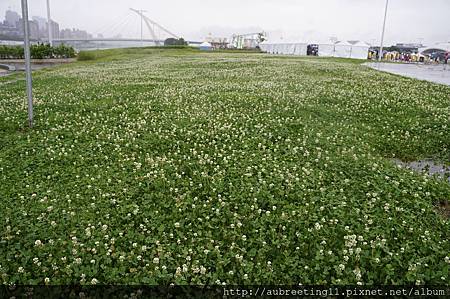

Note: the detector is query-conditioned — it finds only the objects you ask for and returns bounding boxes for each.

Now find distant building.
[5,10,20,27]
[32,16,47,39]
[60,28,70,39]
[230,33,264,49]
[0,23,21,39]
[60,28,92,39]
[1,9,90,41]
[32,16,60,40]
[50,20,60,39]
[205,36,229,49]
[32,16,47,32]
[16,18,40,39]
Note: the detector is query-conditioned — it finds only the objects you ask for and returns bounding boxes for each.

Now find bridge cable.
[99,13,135,38]
[92,11,132,37]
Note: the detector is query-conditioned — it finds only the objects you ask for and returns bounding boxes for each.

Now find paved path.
[0,59,75,79]
[365,62,450,86]
[0,68,12,78]
[0,59,75,72]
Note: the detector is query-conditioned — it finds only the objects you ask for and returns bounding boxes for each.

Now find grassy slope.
[0,48,449,285]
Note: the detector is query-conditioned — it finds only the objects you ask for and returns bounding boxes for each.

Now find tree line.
[0,43,76,59]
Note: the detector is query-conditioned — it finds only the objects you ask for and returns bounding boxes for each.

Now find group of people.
[368,50,449,65]
[434,51,449,64]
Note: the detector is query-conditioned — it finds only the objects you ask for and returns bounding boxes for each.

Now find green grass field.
[0,48,449,285]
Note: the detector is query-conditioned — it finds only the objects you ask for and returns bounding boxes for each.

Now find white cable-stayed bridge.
[2,8,201,48]
[52,8,202,48]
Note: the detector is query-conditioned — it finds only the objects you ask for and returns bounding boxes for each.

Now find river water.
[1,39,158,51]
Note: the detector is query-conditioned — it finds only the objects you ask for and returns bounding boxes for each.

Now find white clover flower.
[175,267,182,276]
[44,277,50,284]
[153,257,160,264]
[35,240,42,246]
[91,278,99,285]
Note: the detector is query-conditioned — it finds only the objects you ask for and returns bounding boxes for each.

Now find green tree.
[164,38,188,46]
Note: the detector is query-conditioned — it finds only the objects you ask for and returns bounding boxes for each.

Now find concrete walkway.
[365,62,450,86]
[0,68,11,78]
[0,58,75,71]
[0,58,75,78]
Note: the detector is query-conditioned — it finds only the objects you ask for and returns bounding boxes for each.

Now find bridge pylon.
[129,8,179,46]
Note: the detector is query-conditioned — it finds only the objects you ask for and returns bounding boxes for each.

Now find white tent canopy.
[350,41,370,59]
[260,42,308,56]
[421,42,450,54]
[334,41,353,58]
[200,42,212,47]
[294,44,308,56]
[261,40,370,59]
[318,43,335,57]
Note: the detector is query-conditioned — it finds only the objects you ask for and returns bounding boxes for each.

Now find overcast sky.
[1,0,449,45]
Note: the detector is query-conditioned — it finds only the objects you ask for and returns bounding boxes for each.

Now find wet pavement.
[365,62,450,86]
[0,69,12,77]
[0,59,75,71]
[392,159,450,183]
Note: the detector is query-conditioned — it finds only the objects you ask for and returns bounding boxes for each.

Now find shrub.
[0,43,76,59]
[164,38,188,46]
[76,51,98,61]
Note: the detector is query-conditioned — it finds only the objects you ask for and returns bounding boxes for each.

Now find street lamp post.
[21,0,34,128]
[379,0,389,62]
[46,0,53,46]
